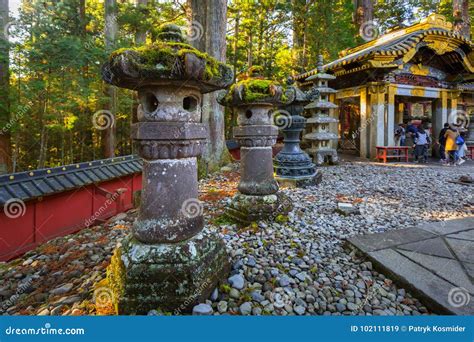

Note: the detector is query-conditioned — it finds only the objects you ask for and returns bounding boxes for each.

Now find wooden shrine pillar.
[368,82,387,159]
[387,85,396,146]
[433,89,449,147]
[359,87,369,158]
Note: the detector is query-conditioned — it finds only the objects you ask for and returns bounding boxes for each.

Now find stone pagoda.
[101,24,233,314]
[273,78,320,187]
[304,55,339,165]
[218,67,292,224]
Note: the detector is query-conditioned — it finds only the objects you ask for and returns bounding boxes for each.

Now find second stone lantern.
[273,78,320,187]
[101,24,233,314]
[218,67,292,224]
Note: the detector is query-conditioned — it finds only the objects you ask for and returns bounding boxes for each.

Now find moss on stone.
[106,247,126,314]
[275,214,288,223]
[109,41,227,82]
[220,77,287,106]
[212,214,238,226]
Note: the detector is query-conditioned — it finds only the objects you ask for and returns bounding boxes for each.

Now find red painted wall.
[0,173,142,261]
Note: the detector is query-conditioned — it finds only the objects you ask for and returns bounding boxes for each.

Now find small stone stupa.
[218,67,292,224]
[304,55,339,165]
[101,24,233,314]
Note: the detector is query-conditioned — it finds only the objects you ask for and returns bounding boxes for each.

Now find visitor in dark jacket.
[414,126,430,163]
[438,123,449,162]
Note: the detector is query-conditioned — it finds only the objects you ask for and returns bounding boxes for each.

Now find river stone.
[239,302,252,315]
[228,274,245,290]
[192,303,213,315]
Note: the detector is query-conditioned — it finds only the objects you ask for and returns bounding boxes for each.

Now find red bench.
[467,145,474,160]
[376,146,409,163]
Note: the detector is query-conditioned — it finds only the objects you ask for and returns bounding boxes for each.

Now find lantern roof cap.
[102,24,233,93]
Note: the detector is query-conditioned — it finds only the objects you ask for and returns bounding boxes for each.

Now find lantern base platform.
[106,228,229,315]
[275,172,322,188]
[225,192,293,224]
[309,149,339,166]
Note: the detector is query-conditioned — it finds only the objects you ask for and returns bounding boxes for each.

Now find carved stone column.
[101,24,233,314]
[218,69,292,224]
[274,78,320,187]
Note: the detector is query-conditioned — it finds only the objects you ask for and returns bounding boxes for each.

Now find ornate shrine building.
[295,14,474,159]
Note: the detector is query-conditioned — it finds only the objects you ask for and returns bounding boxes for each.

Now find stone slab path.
[348,217,474,315]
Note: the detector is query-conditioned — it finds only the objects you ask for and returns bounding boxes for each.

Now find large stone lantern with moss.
[101,24,233,314]
[218,68,292,223]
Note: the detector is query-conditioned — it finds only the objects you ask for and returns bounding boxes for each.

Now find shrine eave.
[0,155,142,205]
[295,14,474,82]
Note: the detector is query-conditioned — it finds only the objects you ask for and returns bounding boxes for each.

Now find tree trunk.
[292,0,307,69]
[188,0,230,175]
[0,0,11,174]
[232,12,240,80]
[247,32,253,68]
[103,0,117,158]
[353,0,373,26]
[135,0,148,44]
[132,0,148,128]
[187,0,207,52]
[79,0,86,36]
[453,0,470,39]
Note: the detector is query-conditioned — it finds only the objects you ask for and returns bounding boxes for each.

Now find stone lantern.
[218,68,292,223]
[273,78,320,187]
[101,24,233,314]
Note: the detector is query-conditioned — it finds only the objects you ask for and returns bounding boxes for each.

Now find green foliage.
[5,0,183,171]
[2,0,458,172]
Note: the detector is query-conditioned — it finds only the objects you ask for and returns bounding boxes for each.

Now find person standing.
[457,130,468,165]
[438,123,449,163]
[394,123,406,146]
[444,126,460,165]
[414,126,430,163]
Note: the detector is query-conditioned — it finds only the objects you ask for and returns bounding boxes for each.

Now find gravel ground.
[1,160,473,316]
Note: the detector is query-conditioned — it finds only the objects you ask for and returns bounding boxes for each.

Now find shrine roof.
[295,14,474,81]
[0,155,142,205]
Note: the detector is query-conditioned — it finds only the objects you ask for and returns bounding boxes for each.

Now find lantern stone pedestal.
[102,25,233,314]
[219,70,292,224]
[274,80,320,188]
